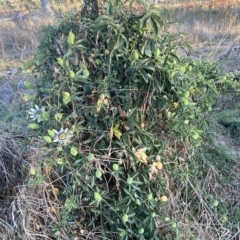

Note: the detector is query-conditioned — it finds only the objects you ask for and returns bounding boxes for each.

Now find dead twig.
[219,45,240,61]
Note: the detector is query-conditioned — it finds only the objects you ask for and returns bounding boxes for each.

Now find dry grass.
[0,0,83,66]
[0,17,54,65]
[160,1,240,62]
[0,132,26,195]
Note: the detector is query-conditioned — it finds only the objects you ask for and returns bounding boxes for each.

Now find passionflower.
[28,105,45,122]
[53,128,72,145]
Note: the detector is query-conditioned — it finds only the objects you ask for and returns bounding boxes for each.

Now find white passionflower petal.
[53,128,72,145]
[28,105,45,122]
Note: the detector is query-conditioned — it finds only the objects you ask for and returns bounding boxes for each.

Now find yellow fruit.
[156,161,163,170]
[160,195,168,202]
[173,102,179,109]
[221,216,228,223]
[184,119,189,125]
[138,228,144,234]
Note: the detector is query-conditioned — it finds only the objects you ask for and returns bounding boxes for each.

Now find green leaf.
[24,94,35,101]
[113,124,122,139]
[68,30,75,45]
[47,130,55,138]
[82,68,90,77]
[151,14,164,28]
[113,34,126,50]
[94,192,102,202]
[42,111,49,120]
[28,123,40,130]
[144,40,152,57]
[44,136,52,143]
[94,15,110,24]
[169,52,180,63]
[24,81,34,89]
[139,69,149,83]
[55,113,63,121]
[108,1,113,15]
[70,147,78,156]
[140,12,150,28]
[63,92,71,105]
[122,214,129,223]
[69,70,75,78]
[57,58,64,66]
[57,158,64,165]
[150,16,158,36]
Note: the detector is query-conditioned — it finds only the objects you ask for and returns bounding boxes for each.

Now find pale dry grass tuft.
[0,15,54,61]
[162,1,240,62]
[0,132,26,196]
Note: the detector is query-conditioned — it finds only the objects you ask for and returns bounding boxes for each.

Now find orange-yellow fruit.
[160,195,168,202]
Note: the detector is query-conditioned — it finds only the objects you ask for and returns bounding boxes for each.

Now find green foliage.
[26,0,238,239]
